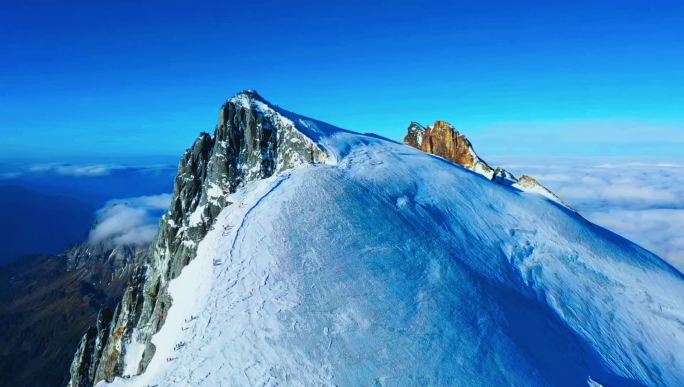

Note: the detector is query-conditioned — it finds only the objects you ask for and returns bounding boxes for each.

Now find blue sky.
[1,0,683,161]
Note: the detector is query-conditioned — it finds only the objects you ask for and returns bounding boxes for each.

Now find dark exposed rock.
[68,309,113,387]
[403,121,425,148]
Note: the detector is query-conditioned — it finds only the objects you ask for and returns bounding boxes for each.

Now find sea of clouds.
[498,158,684,272]
[3,162,177,249]
[28,163,124,177]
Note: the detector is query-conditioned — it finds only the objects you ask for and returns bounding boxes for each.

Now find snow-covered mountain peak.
[69,93,684,387]
[69,91,332,386]
[225,89,268,112]
[218,90,357,162]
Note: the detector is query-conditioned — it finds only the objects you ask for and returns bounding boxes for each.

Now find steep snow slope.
[104,96,684,387]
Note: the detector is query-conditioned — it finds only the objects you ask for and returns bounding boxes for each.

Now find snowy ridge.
[101,96,684,386]
[67,91,335,387]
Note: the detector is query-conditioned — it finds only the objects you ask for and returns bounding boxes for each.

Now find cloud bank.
[29,163,122,176]
[25,163,175,177]
[88,193,172,247]
[0,162,176,179]
[497,158,684,272]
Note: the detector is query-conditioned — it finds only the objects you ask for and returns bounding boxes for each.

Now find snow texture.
[104,98,684,387]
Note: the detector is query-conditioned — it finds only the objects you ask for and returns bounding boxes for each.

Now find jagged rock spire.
[403,120,494,178]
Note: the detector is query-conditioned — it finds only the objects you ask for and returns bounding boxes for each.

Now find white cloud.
[561,184,679,207]
[29,163,124,176]
[23,162,175,177]
[496,157,684,272]
[88,193,172,247]
[585,209,684,271]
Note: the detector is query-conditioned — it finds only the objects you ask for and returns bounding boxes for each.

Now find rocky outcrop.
[403,122,425,148]
[403,121,568,207]
[68,309,114,387]
[68,90,330,386]
[492,167,517,186]
[404,120,495,178]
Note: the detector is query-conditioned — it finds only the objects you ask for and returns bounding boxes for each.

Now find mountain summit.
[70,91,684,387]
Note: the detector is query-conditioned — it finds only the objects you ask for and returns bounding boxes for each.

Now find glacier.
[101,92,684,386]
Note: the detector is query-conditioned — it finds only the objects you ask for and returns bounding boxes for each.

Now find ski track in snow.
[103,114,684,387]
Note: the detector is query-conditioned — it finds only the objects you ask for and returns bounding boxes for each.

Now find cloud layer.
[497,158,684,272]
[88,194,172,247]
[29,163,122,176]
[28,163,176,177]
[0,162,176,179]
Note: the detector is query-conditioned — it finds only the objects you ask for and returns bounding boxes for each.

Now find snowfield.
[104,103,684,387]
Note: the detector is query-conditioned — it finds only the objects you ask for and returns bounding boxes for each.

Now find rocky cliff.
[403,121,566,206]
[404,120,495,178]
[68,91,329,386]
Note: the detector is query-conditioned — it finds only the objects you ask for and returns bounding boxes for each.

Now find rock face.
[403,121,566,207]
[68,91,329,386]
[404,120,494,178]
[68,309,114,387]
[403,121,425,148]
[67,266,148,385]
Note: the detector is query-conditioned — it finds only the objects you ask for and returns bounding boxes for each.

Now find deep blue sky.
[2,0,683,162]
